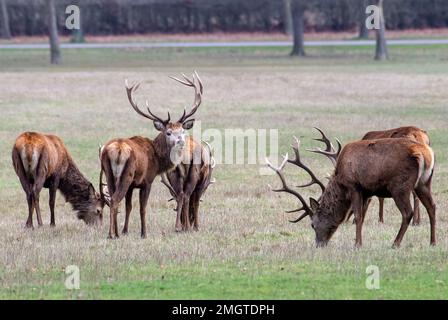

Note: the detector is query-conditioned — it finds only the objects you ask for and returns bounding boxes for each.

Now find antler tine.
[313,127,335,152]
[125,79,169,124]
[307,128,342,167]
[99,169,111,207]
[160,173,177,200]
[171,71,203,123]
[266,154,313,222]
[289,136,326,195]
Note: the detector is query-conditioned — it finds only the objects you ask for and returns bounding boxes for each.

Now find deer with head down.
[100,72,204,238]
[309,126,430,225]
[267,134,436,248]
[12,132,108,228]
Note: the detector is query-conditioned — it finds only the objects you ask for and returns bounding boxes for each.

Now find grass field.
[0,44,447,299]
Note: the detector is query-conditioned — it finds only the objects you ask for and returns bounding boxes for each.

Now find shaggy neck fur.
[319,176,351,226]
[58,160,95,220]
[153,133,177,174]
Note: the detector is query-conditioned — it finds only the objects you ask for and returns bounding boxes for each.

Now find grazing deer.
[100,72,204,238]
[12,132,108,228]
[310,126,430,225]
[267,136,436,248]
[360,126,430,225]
[161,140,215,231]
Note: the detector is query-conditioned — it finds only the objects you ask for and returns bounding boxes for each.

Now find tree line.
[1,0,447,38]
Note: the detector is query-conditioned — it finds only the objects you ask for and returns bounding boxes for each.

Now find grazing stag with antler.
[267,135,436,248]
[100,72,204,238]
[310,126,430,225]
[161,140,215,231]
[12,132,108,228]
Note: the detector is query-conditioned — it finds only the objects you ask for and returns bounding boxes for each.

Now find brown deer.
[12,132,108,228]
[310,126,430,225]
[267,136,436,248]
[361,126,430,225]
[161,140,215,231]
[100,72,204,238]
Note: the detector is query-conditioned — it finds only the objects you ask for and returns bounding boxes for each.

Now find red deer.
[267,136,436,248]
[310,126,430,225]
[100,72,204,238]
[12,132,108,228]
[161,140,215,231]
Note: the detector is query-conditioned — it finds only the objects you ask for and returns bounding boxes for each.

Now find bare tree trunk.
[282,0,292,35]
[71,6,84,43]
[375,0,388,60]
[290,0,305,56]
[47,0,61,65]
[358,0,369,39]
[0,0,11,39]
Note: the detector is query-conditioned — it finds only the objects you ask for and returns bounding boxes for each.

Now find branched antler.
[170,71,203,123]
[125,79,171,124]
[307,127,342,167]
[266,154,314,223]
[289,136,325,196]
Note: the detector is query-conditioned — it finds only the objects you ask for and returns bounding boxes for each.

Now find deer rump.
[337,138,434,199]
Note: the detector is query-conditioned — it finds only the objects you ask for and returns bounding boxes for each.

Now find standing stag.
[12,132,108,228]
[100,72,204,238]
[161,140,215,231]
[267,136,435,248]
[309,126,430,225]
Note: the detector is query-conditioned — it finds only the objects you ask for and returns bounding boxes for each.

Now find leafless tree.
[290,0,306,56]
[47,0,61,64]
[0,0,11,39]
[375,0,388,60]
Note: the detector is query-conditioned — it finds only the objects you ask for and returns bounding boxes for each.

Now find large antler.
[307,127,342,167]
[170,71,203,123]
[266,154,314,223]
[289,136,326,196]
[125,79,170,124]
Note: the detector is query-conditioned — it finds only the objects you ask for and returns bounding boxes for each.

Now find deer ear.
[309,197,319,213]
[182,119,195,130]
[153,120,165,131]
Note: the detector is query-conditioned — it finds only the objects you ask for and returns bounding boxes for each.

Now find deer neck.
[319,177,351,225]
[58,159,95,219]
[153,133,178,174]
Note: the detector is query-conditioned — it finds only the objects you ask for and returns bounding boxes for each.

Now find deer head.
[267,136,348,247]
[125,71,203,157]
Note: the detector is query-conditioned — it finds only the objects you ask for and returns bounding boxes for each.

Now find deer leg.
[139,186,150,239]
[361,198,372,224]
[378,197,384,223]
[182,197,191,231]
[391,191,413,248]
[25,193,35,229]
[122,188,134,235]
[190,190,203,231]
[351,192,364,248]
[48,176,59,227]
[414,185,436,246]
[175,192,184,232]
[412,192,421,226]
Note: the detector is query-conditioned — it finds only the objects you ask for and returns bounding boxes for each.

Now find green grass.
[0,44,447,299]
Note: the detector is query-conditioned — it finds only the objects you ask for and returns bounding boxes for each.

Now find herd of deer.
[12,72,214,239]
[10,71,436,248]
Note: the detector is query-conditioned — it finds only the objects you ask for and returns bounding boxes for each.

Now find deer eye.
[311,223,315,229]
[166,131,172,136]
